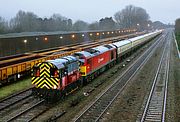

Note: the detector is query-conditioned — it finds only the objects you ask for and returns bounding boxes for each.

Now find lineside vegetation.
[175,33,180,51]
[0,78,31,99]
[175,18,180,51]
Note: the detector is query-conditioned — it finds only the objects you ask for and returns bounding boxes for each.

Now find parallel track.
[6,99,47,122]
[74,33,164,122]
[0,88,32,111]
[0,87,50,122]
[0,88,55,122]
[140,31,171,122]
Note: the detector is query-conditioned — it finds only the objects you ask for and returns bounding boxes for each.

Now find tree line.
[175,18,180,33]
[0,5,164,34]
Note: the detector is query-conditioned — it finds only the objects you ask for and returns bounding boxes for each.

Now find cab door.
[60,68,67,89]
[59,69,63,88]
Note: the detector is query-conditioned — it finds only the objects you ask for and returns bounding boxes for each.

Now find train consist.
[32,30,162,99]
[0,31,142,86]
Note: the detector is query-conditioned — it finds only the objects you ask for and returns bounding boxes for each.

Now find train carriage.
[129,31,159,50]
[110,40,132,62]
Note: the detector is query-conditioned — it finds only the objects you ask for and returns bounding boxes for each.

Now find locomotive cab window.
[33,66,40,77]
[79,60,84,66]
[50,68,59,77]
[59,69,64,78]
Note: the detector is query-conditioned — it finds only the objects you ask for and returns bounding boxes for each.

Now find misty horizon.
[0,0,179,24]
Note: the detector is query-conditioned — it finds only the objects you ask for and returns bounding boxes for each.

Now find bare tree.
[0,17,8,33]
[73,20,88,31]
[10,10,38,32]
[67,19,73,31]
[50,14,68,31]
[99,17,116,30]
[114,5,149,29]
[9,11,73,32]
[88,21,99,30]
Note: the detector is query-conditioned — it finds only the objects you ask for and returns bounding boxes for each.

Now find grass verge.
[0,77,31,99]
[175,32,180,51]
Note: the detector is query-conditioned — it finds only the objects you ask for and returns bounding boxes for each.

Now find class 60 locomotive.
[31,30,162,100]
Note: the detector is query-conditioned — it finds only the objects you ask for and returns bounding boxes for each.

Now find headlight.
[53,85,57,89]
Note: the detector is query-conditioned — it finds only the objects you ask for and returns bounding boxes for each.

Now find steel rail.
[6,99,45,122]
[0,87,32,111]
[140,31,171,122]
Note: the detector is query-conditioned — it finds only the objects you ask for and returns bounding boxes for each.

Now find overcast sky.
[0,0,179,24]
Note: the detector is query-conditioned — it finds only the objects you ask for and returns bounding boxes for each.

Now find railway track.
[74,32,165,122]
[0,95,50,122]
[6,99,47,122]
[0,87,63,122]
[139,31,171,122]
[0,88,32,112]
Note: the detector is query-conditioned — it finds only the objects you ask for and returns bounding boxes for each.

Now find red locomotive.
[74,45,116,82]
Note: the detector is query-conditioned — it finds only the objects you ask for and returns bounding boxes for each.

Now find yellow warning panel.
[80,66,86,76]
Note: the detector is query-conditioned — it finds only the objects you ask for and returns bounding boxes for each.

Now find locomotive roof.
[75,46,111,58]
[47,56,78,69]
[75,51,95,58]
[62,56,77,62]
[47,59,67,69]
[92,46,109,53]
